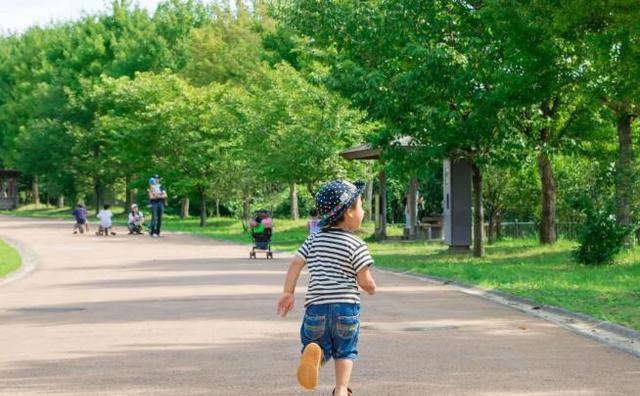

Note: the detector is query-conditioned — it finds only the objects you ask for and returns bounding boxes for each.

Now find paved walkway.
[0,216,639,396]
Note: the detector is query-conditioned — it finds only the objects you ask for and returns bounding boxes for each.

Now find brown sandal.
[297,343,322,389]
[332,388,353,396]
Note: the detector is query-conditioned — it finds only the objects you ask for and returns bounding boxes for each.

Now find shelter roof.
[340,136,414,161]
[0,169,20,177]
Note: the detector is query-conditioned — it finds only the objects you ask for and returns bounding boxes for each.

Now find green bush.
[573,210,630,265]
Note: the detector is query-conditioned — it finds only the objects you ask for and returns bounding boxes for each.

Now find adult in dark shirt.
[148,175,167,238]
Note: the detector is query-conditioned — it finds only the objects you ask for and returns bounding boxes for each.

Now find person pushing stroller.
[249,209,273,259]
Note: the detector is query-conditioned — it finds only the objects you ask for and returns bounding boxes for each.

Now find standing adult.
[148,175,167,238]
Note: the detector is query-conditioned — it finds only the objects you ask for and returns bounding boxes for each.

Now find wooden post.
[408,176,418,239]
[365,180,373,222]
[376,171,387,240]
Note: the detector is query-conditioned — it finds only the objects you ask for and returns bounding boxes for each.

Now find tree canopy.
[1,0,638,259]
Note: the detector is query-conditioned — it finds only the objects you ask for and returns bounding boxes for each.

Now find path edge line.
[0,234,40,286]
[375,268,640,359]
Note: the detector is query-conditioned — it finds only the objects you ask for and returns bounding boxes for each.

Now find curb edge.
[375,268,640,359]
[0,234,40,286]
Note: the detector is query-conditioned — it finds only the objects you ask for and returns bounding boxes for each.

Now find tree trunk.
[376,171,387,240]
[199,188,207,227]
[124,177,132,214]
[58,195,64,209]
[471,163,485,258]
[180,197,190,219]
[94,179,101,215]
[487,207,495,245]
[290,182,299,220]
[32,176,40,207]
[374,193,380,226]
[215,197,220,217]
[496,212,503,240]
[615,112,634,244]
[306,184,316,199]
[484,179,499,245]
[242,195,251,228]
[537,133,557,244]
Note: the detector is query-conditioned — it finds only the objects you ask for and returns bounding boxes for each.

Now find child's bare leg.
[334,359,353,396]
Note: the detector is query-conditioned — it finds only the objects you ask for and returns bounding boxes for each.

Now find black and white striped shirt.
[297,228,374,307]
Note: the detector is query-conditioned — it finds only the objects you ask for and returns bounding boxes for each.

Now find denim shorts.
[300,303,360,362]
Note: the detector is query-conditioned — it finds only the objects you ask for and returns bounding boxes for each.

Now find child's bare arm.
[282,255,305,294]
[277,255,306,317]
[357,267,377,295]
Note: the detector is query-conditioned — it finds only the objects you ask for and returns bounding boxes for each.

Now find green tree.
[477,1,600,245]
[553,0,640,238]
[92,71,241,226]
[285,0,524,256]
[244,63,373,219]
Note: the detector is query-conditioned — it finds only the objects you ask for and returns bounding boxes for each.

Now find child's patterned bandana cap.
[316,180,366,227]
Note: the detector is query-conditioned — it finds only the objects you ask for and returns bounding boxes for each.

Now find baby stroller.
[250,210,273,259]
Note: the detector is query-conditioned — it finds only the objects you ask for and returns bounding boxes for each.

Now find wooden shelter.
[341,140,472,250]
[0,169,20,210]
[340,137,417,240]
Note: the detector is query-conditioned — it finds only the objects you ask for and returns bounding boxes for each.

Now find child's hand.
[357,267,377,295]
[277,292,295,317]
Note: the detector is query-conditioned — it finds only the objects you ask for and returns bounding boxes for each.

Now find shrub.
[573,209,631,265]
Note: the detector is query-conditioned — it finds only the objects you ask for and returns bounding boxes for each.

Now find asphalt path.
[0,216,639,395]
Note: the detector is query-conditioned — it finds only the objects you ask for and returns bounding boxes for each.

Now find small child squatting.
[96,205,116,236]
[277,180,376,396]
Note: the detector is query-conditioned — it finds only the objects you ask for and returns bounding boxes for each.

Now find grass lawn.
[2,205,639,331]
[161,216,405,251]
[0,239,21,278]
[370,238,640,332]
